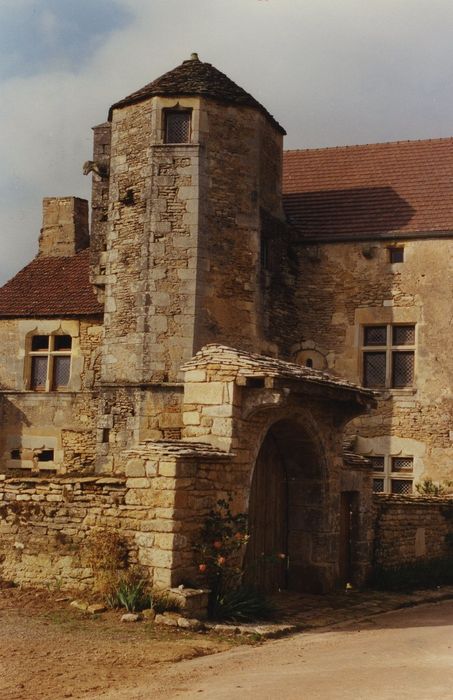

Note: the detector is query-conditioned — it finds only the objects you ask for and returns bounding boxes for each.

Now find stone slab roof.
[109,55,285,134]
[283,137,453,241]
[126,440,231,460]
[0,249,103,318]
[183,345,376,401]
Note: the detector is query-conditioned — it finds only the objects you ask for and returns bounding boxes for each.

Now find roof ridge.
[284,136,453,155]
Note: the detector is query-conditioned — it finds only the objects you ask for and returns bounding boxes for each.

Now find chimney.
[38,197,89,257]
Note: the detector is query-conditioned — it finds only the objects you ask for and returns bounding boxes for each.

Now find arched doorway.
[244,419,326,594]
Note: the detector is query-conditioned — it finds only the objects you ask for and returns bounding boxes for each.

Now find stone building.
[0,54,451,596]
[283,140,453,494]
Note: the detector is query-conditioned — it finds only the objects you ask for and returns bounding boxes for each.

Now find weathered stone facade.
[292,209,453,488]
[373,494,453,568]
[0,55,451,598]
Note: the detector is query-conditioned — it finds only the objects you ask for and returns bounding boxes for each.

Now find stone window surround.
[4,435,61,473]
[150,96,202,146]
[361,322,416,389]
[355,435,425,495]
[164,108,192,144]
[371,453,414,494]
[353,308,420,396]
[28,333,72,392]
[18,319,84,393]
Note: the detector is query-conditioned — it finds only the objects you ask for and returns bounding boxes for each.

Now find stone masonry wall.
[89,121,112,303]
[101,97,203,385]
[195,100,286,357]
[0,318,103,475]
[373,494,453,568]
[295,238,453,483]
[0,446,232,591]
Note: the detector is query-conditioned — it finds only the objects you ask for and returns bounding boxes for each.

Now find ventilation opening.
[38,449,54,462]
[246,377,265,388]
[102,428,110,443]
[10,449,20,460]
[388,246,404,263]
[305,358,313,368]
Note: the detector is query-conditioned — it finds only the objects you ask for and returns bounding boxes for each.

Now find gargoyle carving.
[83,160,109,179]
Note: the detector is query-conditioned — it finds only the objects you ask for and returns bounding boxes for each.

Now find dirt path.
[0,587,236,700]
[95,600,453,700]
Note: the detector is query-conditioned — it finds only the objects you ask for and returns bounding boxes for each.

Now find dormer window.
[164,110,191,144]
[29,334,72,391]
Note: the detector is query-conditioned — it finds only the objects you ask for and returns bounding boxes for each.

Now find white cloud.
[38,9,59,46]
[2,0,453,283]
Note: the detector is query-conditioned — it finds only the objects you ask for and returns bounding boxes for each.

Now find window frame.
[28,333,73,392]
[163,109,192,144]
[361,323,416,389]
[388,246,404,263]
[371,454,414,494]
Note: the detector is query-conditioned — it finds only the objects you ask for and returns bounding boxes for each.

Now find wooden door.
[339,491,359,585]
[244,431,288,593]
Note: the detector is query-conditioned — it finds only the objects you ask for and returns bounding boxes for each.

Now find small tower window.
[388,246,404,263]
[165,111,191,144]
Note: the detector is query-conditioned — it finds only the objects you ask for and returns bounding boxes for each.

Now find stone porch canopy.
[182,344,376,408]
[180,345,377,455]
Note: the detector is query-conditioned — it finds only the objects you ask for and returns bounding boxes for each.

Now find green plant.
[83,529,129,599]
[110,577,147,612]
[194,499,248,602]
[371,556,453,591]
[151,590,181,614]
[210,585,274,622]
[415,478,452,496]
[194,499,274,621]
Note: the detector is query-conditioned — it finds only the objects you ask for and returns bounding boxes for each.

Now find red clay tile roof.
[283,137,453,241]
[109,55,285,134]
[0,249,103,318]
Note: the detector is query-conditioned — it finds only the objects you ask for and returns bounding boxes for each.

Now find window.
[388,246,404,263]
[371,454,413,494]
[164,110,191,144]
[29,334,72,391]
[362,324,415,389]
[37,449,54,462]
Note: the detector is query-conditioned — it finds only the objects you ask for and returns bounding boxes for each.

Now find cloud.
[2,0,453,283]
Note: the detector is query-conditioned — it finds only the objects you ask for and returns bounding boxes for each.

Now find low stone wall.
[0,442,232,592]
[373,494,453,568]
[0,474,153,589]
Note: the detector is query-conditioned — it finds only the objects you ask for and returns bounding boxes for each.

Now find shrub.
[194,499,274,621]
[83,529,129,599]
[415,478,453,496]
[151,591,181,614]
[371,556,453,591]
[108,575,149,612]
[210,586,274,622]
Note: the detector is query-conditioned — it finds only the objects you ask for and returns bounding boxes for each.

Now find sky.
[2,0,453,284]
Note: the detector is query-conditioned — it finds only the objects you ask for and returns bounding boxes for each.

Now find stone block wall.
[89,120,112,302]
[0,318,103,475]
[295,238,453,483]
[373,494,453,568]
[0,444,233,591]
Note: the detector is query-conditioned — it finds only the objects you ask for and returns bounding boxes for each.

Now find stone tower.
[90,54,287,470]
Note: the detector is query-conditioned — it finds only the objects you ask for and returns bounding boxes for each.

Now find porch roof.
[182,345,377,405]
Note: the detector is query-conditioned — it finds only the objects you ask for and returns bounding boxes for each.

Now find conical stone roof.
[108,53,285,134]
